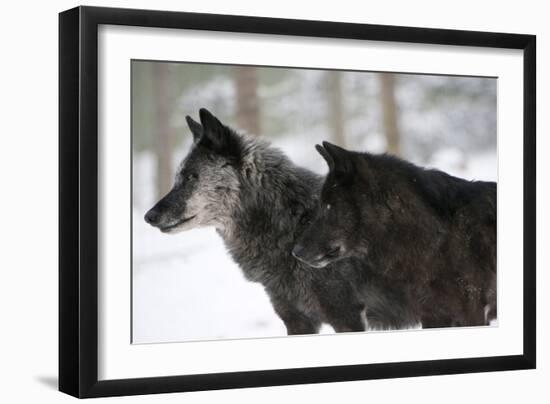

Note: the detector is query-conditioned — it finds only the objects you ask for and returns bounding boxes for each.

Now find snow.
[132,136,496,344]
[132,137,341,344]
[133,222,285,343]
[132,66,496,344]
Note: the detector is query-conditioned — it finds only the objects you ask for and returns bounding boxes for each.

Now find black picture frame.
[59,5,536,398]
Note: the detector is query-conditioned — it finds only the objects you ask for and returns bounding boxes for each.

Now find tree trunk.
[379,73,400,155]
[152,63,174,199]
[234,66,260,135]
[327,71,346,147]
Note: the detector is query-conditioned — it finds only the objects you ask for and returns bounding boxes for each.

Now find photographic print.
[132,61,497,344]
[59,6,535,397]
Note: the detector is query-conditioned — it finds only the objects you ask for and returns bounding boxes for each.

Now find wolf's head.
[144,108,243,234]
[292,142,375,268]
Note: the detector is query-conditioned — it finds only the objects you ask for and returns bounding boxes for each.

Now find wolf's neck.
[218,151,321,262]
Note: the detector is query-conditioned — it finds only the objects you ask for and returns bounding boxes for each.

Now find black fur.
[145,110,418,334]
[294,142,497,328]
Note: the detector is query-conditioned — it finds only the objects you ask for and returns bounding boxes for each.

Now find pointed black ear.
[185,115,203,142]
[322,141,355,177]
[198,108,227,150]
[199,107,221,128]
[315,144,334,171]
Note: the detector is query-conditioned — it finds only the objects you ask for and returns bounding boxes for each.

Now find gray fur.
[145,108,418,334]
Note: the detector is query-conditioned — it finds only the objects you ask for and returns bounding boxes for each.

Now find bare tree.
[234,66,260,135]
[379,73,400,155]
[152,63,174,199]
[327,71,346,147]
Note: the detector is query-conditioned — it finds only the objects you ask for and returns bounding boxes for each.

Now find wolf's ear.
[185,115,203,142]
[198,108,229,150]
[321,141,355,177]
[315,144,335,171]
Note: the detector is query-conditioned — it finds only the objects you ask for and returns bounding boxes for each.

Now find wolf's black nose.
[144,209,160,225]
[292,244,305,259]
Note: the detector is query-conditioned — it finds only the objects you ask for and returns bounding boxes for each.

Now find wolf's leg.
[330,314,366,333]
[420,315,453,329]
[271,298,321,335]
[321,301,366,333]
[485,271,497,323]
[462,300,490,327]
[309,283,366,333]
[486,301,497,324]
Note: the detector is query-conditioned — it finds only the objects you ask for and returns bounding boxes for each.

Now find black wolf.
[293,142,497,328]
[145,109,417,334]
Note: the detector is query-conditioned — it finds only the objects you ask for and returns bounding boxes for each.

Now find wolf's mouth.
[160,215,196,232]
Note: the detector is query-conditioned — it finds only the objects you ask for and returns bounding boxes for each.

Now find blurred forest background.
[131,61,497,343]
[132,61,496,202]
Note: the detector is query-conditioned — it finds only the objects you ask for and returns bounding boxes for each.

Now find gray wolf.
[293,141,497,328]
[145,109,417,334]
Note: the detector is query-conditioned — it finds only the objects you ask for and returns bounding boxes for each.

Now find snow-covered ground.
[132,135,496,344]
